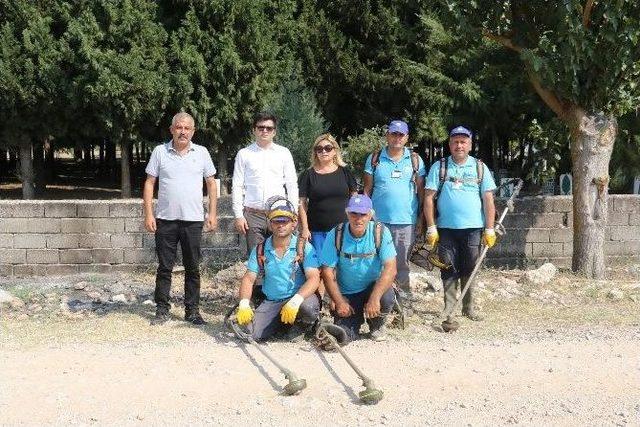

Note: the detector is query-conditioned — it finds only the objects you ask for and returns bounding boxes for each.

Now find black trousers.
[437,228,482,281]
[154,219,203,312]
[333,287,395,341]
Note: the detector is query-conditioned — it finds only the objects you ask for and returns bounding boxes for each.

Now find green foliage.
[165,0,296,148]
[0,1,65,143]
[447,0,640,118]
[296,0,473,141]
[342,127,386,180]
[268,76,328,171]
[524,119,568,184]
[62,0,169,138]
[610,112,640,193]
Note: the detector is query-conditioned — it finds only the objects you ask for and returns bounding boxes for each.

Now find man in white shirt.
[232,112,299,253]
[143,112,218,326]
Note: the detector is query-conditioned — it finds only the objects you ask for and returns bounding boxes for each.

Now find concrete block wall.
[0,197,244,277]
[1,195,638,276]
[487,195,640,268]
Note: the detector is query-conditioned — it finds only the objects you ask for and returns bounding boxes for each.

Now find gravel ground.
[1,263,639,426]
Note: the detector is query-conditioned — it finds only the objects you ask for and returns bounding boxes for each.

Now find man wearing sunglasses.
[232,112,299,254]
[363,120,426,301]
[235,203,321,342]
[320,194,397,343]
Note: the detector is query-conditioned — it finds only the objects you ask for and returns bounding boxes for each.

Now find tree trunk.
[120,138,131,198]
[106,138,116,180]
[217,145,228,195]
[83,143,91,170]
[33,139,46,195]
[98,139,105,177]
[74,142,82,162]
[19,141,35,199]
[45,138,55,181]
[569,108,616,279]
[141,140,147,162]
[0,148,6,177]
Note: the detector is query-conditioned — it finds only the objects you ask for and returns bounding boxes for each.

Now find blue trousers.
[310,231,328,255]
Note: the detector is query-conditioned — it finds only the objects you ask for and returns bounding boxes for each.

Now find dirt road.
[1,267,639,425]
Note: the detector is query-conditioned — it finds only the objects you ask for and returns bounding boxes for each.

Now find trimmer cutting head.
[359,385,384,404]
[282,378,307,396]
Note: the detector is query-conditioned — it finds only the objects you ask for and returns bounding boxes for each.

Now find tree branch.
[482,31,523,53]
[582,0,595,28]
[527,71,569,121]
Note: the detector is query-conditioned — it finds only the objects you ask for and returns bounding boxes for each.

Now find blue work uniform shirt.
[320,221,397,295]
[246,235,319,301]
[425,156,497,229]
[364,147,426,225]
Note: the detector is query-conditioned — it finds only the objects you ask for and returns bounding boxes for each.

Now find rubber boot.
[461,276,484,321]
[443,278,458,316]
[367,316,387,342]
[395,280,415,317]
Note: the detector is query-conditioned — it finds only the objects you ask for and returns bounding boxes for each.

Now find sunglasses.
[315,145,335,153]
[256,125,275,132]
[270,218,292,224]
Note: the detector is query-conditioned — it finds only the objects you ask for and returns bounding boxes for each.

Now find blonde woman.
[298,134,357,253]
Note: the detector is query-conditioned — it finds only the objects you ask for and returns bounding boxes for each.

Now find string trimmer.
[224,304,307,395]
[315,322,384,404]
[438,179,523,333]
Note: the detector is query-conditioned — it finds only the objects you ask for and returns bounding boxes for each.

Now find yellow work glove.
[483,228,496,248]
[236,299,254,325]
[426,225,439,250]
[280,294,304,325]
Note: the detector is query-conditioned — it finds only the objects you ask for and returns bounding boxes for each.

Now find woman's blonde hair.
[310,133,346,168]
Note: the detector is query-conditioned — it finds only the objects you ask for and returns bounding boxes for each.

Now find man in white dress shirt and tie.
[232,112,299,254]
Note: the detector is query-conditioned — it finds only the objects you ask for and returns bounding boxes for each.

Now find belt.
[244,206,268,215]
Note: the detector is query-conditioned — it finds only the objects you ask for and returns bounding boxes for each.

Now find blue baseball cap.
[346,194,373,214]
[387,120,409,135]
[449,126,472,138]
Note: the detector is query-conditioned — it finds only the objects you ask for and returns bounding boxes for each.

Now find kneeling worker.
[321,194,397,342]
[236,202,321,342]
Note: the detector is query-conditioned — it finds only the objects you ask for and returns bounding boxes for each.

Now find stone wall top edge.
[0,196,231,205]
[494,194,638,201]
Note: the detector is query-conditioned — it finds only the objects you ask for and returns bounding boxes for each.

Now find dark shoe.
[462,309,484,322]
[284,324,307,343]
[151,309,169,325]
[185,310,207,325]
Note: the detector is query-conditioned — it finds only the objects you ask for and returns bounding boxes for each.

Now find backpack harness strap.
[335,221,384,260]
[437,157,484,195]
[256,236,306,280]
[371,149,421,193]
